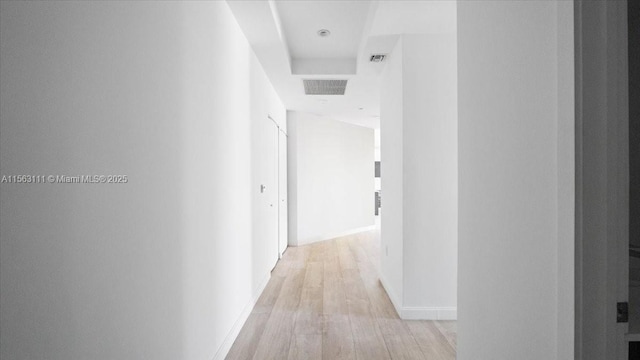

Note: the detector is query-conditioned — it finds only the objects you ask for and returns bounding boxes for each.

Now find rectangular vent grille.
[370,54,386,62]
[303,79,348,95]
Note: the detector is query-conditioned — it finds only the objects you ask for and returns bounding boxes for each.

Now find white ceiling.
[275,1,370,59]
[226,0,456,129]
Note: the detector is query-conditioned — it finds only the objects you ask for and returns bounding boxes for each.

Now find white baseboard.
[212,272,271,360]
[401,307,457,320]
[294,225,376,246]
[379,274,457,320]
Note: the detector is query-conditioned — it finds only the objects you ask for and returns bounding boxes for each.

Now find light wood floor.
[226,231,456,360]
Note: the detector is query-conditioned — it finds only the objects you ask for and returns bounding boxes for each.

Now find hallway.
[226,232,456,360]
[0,1,595,359]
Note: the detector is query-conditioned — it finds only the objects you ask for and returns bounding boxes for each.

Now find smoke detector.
[369,54,387,63]
[303,79,348,95]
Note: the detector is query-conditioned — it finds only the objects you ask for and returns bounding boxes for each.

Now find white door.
[278,130,288,257]
[258,116,279,271]
[268,119,279,265]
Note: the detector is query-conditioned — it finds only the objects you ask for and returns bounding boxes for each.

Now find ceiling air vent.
[303,79,348,95]
[369,54,387,63]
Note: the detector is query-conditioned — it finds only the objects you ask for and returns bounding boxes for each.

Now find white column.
[379,32,458,320]
[457,1,574,359]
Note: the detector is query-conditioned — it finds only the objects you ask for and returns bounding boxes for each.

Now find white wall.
[379,33,458,320]
[0,2,284,359]
[457,1,574,359]
[287,112,374,246]
[379,38,405,311]
[402,34,458,314]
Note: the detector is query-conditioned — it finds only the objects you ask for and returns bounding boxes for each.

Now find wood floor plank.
[323,251,349,316]
[253,275,285,314]
[346,237,398,320]
[324,240,341,264]
[251,268,305,360]
[349,238,372,265]
[435,320,457,350]
[341,268,391,360]
[271,258,290,278]
[228,233,456,360]
[348,239,426,359]
[303,261,323,289]
[376,318,426,360]
[226,313,270,360]
[322,242,355,359]
[294,285,323,335]
[309,241,328,262]
[287,246,310,270]
[349,315,392,360]
[227,271,286,359]
[322,314,355,360]
[406,320,456,360]
[337,237,358,270]
[288,334,322,360]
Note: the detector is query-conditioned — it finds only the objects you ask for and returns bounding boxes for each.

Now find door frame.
[277,127,288,259]
[268,114,288,259]
[574,0,629,359]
